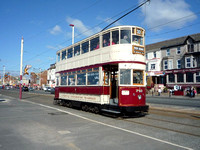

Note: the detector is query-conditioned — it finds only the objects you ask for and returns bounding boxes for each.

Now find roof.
[146,33,200,51]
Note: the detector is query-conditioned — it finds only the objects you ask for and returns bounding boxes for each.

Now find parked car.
[22,87,29,92]
[45,87,51,92]
[51,88,55,94]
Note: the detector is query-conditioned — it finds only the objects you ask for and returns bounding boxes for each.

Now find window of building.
[177,47,181,54]
[164,60,168,70]
[166,49,170,56]
[74,45,80,56]
[177,59,181,69]
[112,30,119,45]
[177,73,184,82]
[146,53,148,59]
[90,36,99,51]
[168,60,173,69]
[187,44,194,52]
[196,72,200,82]
[120,69,131,85]
[133,70,143,84]
[186,72,193,82]
[82,41,89,54]
[151,64,156,70]
[103,32,110,47]
[153,51,156,58]
[120,30,131,44]
[168,73,175,83]
[186,57,191,68]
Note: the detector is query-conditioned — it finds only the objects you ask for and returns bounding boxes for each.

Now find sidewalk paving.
[146,93,200,100]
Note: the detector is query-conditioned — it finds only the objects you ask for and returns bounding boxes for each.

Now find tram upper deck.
[56,26,145,73]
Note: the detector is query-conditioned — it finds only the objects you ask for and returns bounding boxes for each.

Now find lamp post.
[19,37,23,99]
[70,24,74,45]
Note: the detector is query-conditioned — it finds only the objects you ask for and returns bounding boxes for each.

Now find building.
[47,64,56,88]
[146,33,200,94]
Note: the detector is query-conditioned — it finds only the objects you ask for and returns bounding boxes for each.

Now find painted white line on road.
[23,100,193,150]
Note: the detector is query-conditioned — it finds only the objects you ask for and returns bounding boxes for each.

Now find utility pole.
[70,24,74,45]
[19,37,23,99]
[3,65,5,86]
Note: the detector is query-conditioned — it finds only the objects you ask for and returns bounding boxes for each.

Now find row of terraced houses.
[146,33,200,94]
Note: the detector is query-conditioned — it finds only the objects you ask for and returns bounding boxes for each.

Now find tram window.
[103,71,109,85]
[103,32,110,47]
[112,30,119,45]
[61,75,67,85]
[90,37,99,51]
[120,30,131,44]
[133,70,143,84]
[62,50,66,60]
[68,74,75,85]
[120,69,131,85]
[77,73,86,85]
[74,45,80,56]
[57,53,60,62]
[82,41,89,54]
[132,35,143,45]
[67,48,73,58]
[87,71,99,85]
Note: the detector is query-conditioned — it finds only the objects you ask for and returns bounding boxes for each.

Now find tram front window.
[133,70,143,84]
[132,35,143,45]
[120,30,131,44]
[120,69,131,85]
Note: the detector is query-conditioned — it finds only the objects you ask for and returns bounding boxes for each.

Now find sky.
[0,0,200,76]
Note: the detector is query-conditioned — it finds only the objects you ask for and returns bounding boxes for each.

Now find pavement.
[146,93,200,115]
[146,92,200,100]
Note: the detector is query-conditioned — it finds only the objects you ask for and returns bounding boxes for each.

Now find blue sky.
[0,0,200,76]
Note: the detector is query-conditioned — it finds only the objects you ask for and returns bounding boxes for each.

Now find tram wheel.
[94,106,99,114]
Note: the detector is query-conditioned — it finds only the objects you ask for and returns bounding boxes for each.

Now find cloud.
[46,45,63,50]
[49,25,62,35]
[140,0,197,30]
[66,17,101,38]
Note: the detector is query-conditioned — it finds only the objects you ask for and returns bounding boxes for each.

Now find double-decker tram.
[54,25,149,115]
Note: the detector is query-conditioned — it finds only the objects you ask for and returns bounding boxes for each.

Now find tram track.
[118,118,200,137]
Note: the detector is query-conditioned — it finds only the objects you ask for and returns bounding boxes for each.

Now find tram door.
[110,67,118,100]
[103,65,118,101]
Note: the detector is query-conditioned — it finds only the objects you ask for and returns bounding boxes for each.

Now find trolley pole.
[19,37,24,99]
[70,24,74,45]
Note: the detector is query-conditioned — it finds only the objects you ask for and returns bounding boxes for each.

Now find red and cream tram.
[54,25,148,114]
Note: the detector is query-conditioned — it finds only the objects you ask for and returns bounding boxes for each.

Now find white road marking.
[22,100,193,150]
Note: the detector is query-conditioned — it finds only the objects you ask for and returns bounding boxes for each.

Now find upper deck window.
[120,30,131,44]
[132,35,143,45]
[62,50,66,60]
[74,45,80,56]
[57,53,60,62]
[82,41,89,54]
[90,36,99,51]
[67,48,73,58]
[112,30,119,45]
[103,32,110,47]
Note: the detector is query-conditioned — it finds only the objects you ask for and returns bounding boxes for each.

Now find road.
[0,89,200,150]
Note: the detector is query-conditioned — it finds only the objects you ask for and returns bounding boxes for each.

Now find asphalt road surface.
[0,89,200,150]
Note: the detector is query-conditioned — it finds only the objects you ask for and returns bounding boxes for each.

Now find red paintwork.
[118,86,146,107]
[55,86,110,98]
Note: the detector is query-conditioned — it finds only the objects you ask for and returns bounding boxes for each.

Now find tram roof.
[57,25,145,54]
